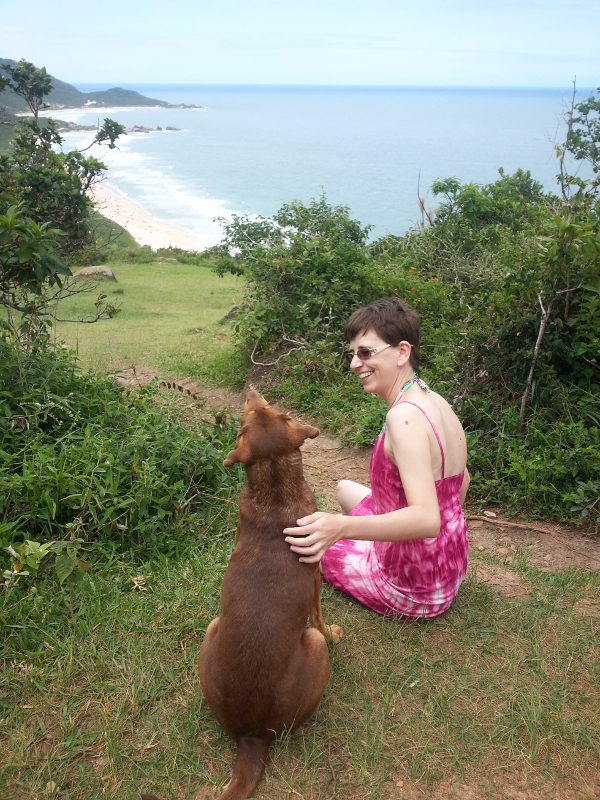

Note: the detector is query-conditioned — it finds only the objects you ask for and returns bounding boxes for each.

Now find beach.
[90,181,210,251]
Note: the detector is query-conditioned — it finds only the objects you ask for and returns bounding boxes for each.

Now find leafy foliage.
[431,168,549,234]
[0,202,68,290]
[1,114,122,262]
[558,85,600,200]
[0,60,125,340]
[0,59,51,117]
[216,194,387,357]
[0,335,243,590]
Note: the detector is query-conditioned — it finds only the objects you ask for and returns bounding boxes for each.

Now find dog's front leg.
[309,568,343,643]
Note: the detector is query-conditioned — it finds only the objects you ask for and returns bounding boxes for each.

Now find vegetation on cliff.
[0,59,131,342]
[0,58,170,115]
[0,62,242,613]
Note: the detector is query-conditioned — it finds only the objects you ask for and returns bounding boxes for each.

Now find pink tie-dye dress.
[321,401,468,618]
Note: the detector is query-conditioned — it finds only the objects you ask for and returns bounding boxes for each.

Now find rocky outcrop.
[56,121,98,132]
[125,125,180,133]
[72,266,117,281]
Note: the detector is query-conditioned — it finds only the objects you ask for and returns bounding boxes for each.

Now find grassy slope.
[54,260,242,375]
[2,262,599,799]
[0,104,17,152]
[0,120,14,152]
[87,209,140,256]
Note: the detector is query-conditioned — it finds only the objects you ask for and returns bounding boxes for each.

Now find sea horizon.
[74,82,590,91]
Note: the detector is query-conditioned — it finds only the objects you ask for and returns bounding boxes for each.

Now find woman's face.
[347,329,399,397]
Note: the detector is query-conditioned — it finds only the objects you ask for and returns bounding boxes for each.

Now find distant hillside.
[0,58,171,112]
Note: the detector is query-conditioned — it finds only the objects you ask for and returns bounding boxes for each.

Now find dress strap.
[398,401,445,479]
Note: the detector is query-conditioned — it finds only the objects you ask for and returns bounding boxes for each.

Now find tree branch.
[557,80,577,202]
[518,280,558,430]
[250,337,307,367]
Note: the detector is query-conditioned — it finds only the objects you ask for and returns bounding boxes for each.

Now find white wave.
[39,106,171,122]
[56,129,236,245]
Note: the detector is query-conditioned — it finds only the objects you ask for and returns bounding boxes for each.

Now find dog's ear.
[300,424,320,441]
[223,424,251,467]
[223,447,241,467]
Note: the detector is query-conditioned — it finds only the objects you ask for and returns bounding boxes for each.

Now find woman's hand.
[284,512,344,563]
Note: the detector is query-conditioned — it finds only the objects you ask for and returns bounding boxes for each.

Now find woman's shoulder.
[385,393,437,440]
[386,389,461,437]
[427,390,456,417]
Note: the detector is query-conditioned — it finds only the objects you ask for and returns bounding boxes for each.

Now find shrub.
[216,194,387,356]
[0,335,243,575]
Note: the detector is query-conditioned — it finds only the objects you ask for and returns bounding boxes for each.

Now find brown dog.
[197,390,342,800]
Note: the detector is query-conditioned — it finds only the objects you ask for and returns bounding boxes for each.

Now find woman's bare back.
[385,387,467,481]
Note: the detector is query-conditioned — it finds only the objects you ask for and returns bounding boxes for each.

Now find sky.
[1,0,599,88]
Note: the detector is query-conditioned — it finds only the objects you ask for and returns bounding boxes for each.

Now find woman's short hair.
[344,297,421,370]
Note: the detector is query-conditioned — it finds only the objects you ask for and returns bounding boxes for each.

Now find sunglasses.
[343,343,392,365]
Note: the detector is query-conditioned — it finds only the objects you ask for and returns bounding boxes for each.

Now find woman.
[284,297,469,618]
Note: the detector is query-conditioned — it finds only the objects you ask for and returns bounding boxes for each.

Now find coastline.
[90,182,210,251]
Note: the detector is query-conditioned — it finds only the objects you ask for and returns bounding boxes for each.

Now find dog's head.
[223,390,319,467]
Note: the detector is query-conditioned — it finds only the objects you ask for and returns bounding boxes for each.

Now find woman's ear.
[396,340,412,366]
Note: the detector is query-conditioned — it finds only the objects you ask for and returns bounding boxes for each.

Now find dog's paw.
[328,624,343,643]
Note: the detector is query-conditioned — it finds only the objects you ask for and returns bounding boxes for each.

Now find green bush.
[216,179,599,526]
[216,194,389,355]
[0,335,242,568]
[465,405,600,521]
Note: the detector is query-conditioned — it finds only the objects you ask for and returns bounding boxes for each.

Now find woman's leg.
[336,479,371,514]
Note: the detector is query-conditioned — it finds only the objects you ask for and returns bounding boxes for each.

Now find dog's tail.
[215,735,270,800]
[139,736,268,800]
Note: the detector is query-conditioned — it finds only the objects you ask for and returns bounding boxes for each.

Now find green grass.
[1,535,599,799]
[54,260,242,376]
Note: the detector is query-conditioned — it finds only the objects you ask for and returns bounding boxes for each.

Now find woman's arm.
[284,405,441,563]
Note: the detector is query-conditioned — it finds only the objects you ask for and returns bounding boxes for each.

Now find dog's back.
[207,490,318,735]
[197,391,335,800]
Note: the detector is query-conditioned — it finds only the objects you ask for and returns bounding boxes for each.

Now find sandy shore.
[90,182,210,251]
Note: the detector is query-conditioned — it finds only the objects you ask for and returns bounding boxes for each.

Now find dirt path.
[117,366,600,606]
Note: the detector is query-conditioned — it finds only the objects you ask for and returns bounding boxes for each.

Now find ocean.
[58,85,579,246]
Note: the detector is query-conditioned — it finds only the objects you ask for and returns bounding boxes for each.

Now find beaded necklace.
[392,370,430,406]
